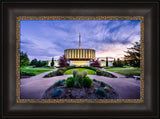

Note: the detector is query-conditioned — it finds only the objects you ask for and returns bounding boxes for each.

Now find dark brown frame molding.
[1,0,159,118]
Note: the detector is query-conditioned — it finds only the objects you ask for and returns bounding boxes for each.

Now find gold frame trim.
[16,16,144,103]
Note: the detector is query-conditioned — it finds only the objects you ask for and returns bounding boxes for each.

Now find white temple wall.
[70,61,90,66]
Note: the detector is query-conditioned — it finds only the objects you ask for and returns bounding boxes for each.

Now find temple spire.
[79,32,81,49]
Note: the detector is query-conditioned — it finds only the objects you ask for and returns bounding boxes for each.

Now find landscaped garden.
[20,66,54,78]
[42,69,119,99]
[43,66,116,78]
[64,68,95,75]
[105,66,140,76]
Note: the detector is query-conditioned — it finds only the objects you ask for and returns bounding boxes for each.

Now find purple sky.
[20,20,140,61]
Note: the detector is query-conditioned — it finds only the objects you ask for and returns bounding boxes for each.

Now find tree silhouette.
[106,57,108,67]
[124,41,140,67]
[51,57,54,67]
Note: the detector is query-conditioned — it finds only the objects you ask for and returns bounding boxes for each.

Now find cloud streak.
[20,20,140,61]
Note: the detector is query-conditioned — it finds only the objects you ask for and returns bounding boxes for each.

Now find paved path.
[20,68,58,85]
[20,70,140,99]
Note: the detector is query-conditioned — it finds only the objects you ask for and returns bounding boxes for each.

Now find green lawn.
[105,67,140,76]
[20,66,54,75]
[65,68,95,75]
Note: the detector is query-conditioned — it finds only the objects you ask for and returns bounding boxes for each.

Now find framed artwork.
[17,16,144,103]
[1,0,159,118]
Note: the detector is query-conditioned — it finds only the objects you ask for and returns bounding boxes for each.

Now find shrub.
[103,71,109,76]
[95,88,106,96]
[61,79,66,82]
[93,79,97,82]
[105,66,111,69]
[83,76,93,88]
[60,67,67,72]
[103,71,116,78]
[20,71,36,76]
[66,77,74,87]
[104,86,111,92]
[56,69,64,76]
[95,69,116,78]
[74,72,83,88]
[52,89,63,97]
[43,71,55,77]
[82,70,87,78]
[96,70,103,75]
[73,69,78,78]
[66,70,92,88]
[53,80,64,87]
[100,81,106,87]
[28,73,36,76]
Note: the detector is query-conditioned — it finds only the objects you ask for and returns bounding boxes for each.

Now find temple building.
[64,33,96,66]
[47,33,115,67]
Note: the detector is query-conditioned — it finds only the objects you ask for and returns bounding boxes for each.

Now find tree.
[113,58,124,67]
[30,58,38,66]
[35,60,47,67]
[124,41,140,67]
[20,51,30,66]
[58,55,67,67]
[91,60,100,67]
[51,57,54,67]
[113,58,117,67]
[116,58,123,67]
[106,57,108,67]
[123,60,128,66]
[41,61,48,66]
[35,60,42,67]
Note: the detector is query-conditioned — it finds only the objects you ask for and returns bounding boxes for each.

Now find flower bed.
[42,79,119,99]
[43,66,116,78]
[42,69,119,99]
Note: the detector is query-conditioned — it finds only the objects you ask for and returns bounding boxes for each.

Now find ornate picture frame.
[1,1,159,118]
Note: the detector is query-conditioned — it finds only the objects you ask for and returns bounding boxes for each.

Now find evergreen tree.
[35,60,47,67]
[30,58,38,66]
[124,41,140,67]
[117,58,123,67]
[113,58,117,67]
[35,60,42,67]
[20,51,30,66]
[106,57,108,67]
[51,57,54,67]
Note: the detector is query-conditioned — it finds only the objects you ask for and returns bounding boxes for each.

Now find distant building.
[47,60,59,67]
[97,57,114,67]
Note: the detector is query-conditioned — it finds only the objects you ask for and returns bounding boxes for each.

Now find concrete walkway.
[20,71,140,99]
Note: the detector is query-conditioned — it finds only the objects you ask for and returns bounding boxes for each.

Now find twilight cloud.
[20,20,140,61]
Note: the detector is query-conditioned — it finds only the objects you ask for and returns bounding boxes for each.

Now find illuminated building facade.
[64,33,96,66]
